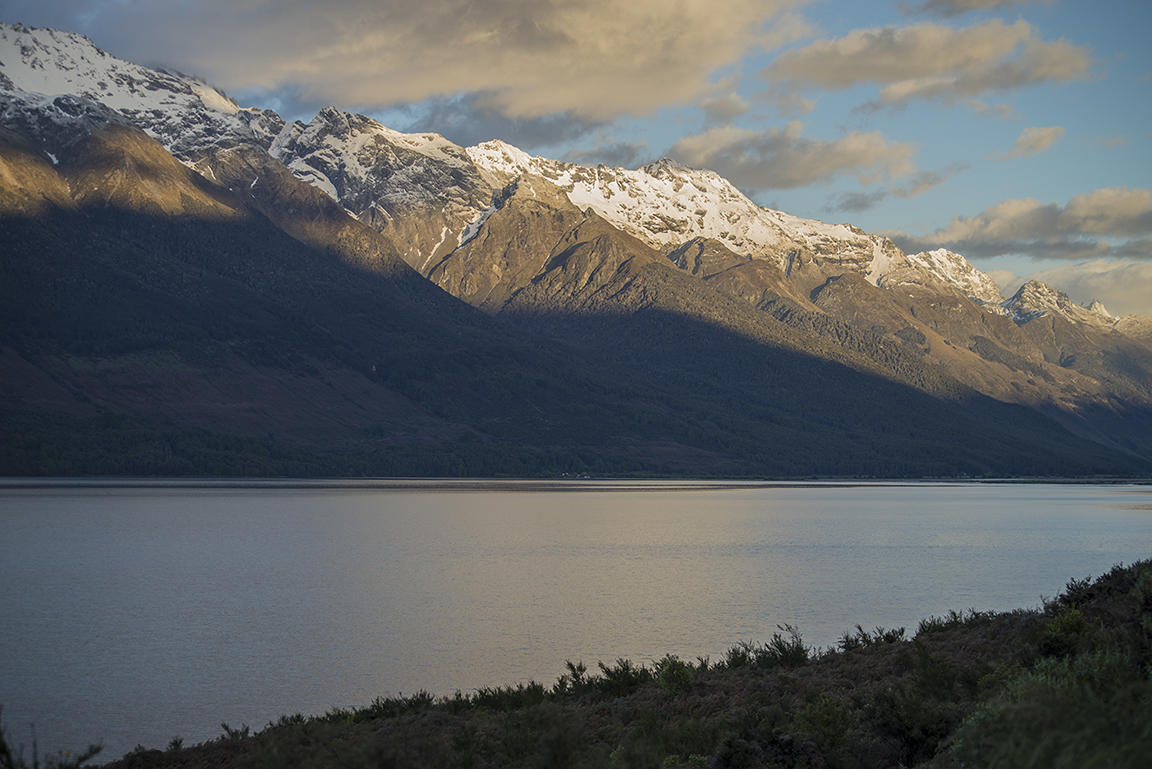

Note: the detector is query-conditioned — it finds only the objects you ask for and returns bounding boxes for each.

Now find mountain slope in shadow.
[1,95,1147,477]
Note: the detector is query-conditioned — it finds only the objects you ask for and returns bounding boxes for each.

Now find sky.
[3,0,1150,316]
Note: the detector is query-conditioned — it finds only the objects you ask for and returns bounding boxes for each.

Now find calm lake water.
[2,479,1150,761]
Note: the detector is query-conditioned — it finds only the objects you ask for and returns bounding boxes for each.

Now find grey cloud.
[565,141,653,170]
[1015,259,1152,317]
[827,163,967,212]
[828,190,891,213]
[900,0,1051,18]
[698,93,752,124]
[884,187,1152,260]
[968,100,1018,120]
[36,0,808,122]
[391,93,606,150]
[668,121,918,192]
[761,19,1092,110]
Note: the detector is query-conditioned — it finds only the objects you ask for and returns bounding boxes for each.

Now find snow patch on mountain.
[0,88,135,158]
[466,142,792,257]
[0,22,1009,309]
[1002,280,1122,329]
[0,22,255,162]
[266,107,490,219]
[463,140,1007,306]
[457,203,497,248]
[906,249,1004,304]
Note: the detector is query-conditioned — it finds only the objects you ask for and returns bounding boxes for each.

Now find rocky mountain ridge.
[0,22,1128,327]
[3,20,1151,471]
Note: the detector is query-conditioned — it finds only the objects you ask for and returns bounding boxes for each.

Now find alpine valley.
[2,22,1151,477]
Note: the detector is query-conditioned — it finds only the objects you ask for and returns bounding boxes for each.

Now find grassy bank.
[4,560,1150,768]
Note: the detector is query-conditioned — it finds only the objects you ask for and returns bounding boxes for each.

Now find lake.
[1,479,1150,761]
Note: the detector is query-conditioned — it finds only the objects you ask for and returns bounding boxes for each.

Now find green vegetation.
[37,560,1142,768]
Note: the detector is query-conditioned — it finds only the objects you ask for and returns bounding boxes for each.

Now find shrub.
[764,625,810,667]
[553,660,592,696]
[861,684,956,765]
[654,655,694,695]
[794,693,852,752]
[595,659,651,697]
[950,670,1152,767]
[839,624,906,652]
[916,608,995,636]
[722,625,811,670]
[1038,606,1096,658]
[472,681,548,711]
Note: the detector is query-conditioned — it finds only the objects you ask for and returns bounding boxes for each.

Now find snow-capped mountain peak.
[0,22,252,162]
[0,21,1007,309]
[1087,300,1112,319]
[1001,279,1120,329]
[459,144,1002,304]
[465,139,538,180]
[905,248,1005,304]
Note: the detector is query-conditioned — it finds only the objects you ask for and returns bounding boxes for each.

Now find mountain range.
[2,21,1150,477]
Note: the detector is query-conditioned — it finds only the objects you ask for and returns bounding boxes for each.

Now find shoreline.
[6,560,1147,769]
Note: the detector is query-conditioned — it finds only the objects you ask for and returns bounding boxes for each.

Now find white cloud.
[1015,260,1152,318]
[987,126,1064,161]
[760,19,1092,110]
[668,121,919,191]
[885,187,1152,260]
[62,0,809,121]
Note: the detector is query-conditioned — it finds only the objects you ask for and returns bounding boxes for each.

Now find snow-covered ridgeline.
[0,21,1009,308]
[1001,280,1118,328]
[0,22,257,161]
[466,141,793,255]
[906,249,1005,305]
[463,141,1008,306]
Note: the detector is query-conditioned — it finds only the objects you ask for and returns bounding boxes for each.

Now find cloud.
[1014,260,1152,317]
[388,93,605,150]
[987,126,1064,161]
[827,163,968,212]
[698,93,753,124]
[43,0,808,122]
[760,19,1092,110]
[984,268,1020,291]
[968,100,1017,120]
[831,190,893,214]
[901,0,1052,18]
[885,187,1152,260]
[667,121,919,191]
[1090,136,1129,150]
[565,140,652,169]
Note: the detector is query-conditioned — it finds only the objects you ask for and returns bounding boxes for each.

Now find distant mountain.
[2,21,1150,476]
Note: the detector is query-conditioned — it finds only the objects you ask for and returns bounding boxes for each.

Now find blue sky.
[3,0,1150,315]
